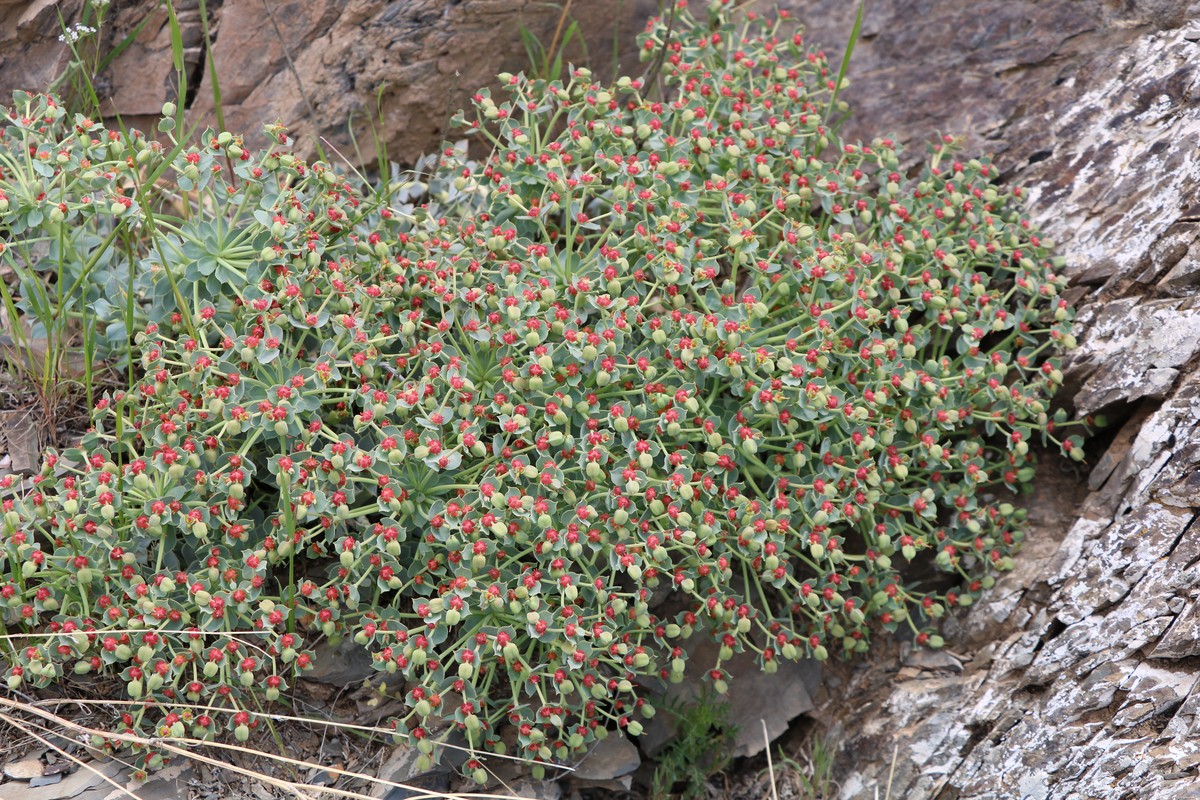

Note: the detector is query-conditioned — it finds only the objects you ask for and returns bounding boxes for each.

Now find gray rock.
[0,759,122,800]
[569,775,633,793]
[638,634,820,759]
[902,644,965,674]
[372,744,452,800]
[569,734,640,781]
[1069,298,1200,415]
[106,762,196,800]
[305,636,376,686]
[1152,253,1200,297]
[381,774,451,800]
[818,371,1200,800]
[1112,664,1199,727]
[1085,405,1156,494]
[493,778,562,799]
[1152,601,1200,659]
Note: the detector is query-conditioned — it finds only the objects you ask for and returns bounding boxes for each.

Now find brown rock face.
[0,0,658,164]
[3,2,1200,798]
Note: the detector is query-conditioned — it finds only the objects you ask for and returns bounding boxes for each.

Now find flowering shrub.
[1,1,1086,781]
[0,93,480,365]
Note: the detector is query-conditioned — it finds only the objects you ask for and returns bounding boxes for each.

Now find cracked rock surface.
[789,1,1200,798]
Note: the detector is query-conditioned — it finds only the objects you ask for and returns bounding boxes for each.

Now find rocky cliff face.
[0,0,658,165]
[792,2,1200,798]
[2,1,1198,798]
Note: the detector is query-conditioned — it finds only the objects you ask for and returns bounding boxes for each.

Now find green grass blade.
[166,1,185,75]
[57,223,124,310]
[565,20,588,70]
[0,262,30,354]
[0,254,54,397]
[198,0,225,131]
[519,24,546,77]
[824,0,865,129]
[372,83,390,191]
[81,294,95,411]
[164,0,189,135]
[95,2,165,73]
[611,0,624,82]
[120,232,137,388]
[551,21,581,81]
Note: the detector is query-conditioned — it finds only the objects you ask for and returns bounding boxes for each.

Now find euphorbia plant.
[1,0,1090,782]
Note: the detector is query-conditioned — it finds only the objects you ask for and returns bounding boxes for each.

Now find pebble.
[2,756,45,780]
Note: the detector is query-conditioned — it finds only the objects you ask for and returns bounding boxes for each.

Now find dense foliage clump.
[0,0,1086,780]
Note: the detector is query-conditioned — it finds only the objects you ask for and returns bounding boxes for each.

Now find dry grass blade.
[259,0,318,130]
[0,629,278,667]
[545,0,575,69]
[319,137,374,189]
[883,740,900,800]
[762,719,779,800]
[317,135,421,224]
[0,694,556,800]
[21,696,573,770]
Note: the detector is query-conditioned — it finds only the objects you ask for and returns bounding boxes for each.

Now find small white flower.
[58,23,97,44]
[90,0,111,8]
